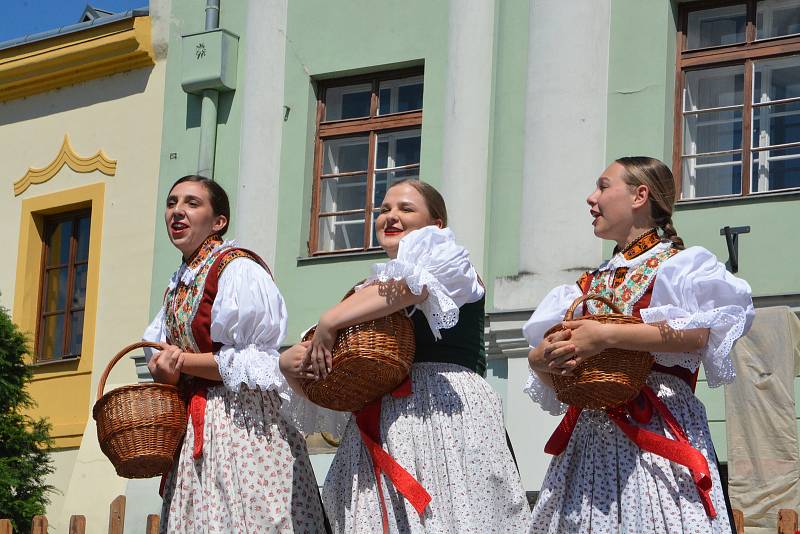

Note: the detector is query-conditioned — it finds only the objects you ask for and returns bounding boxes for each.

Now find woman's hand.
[303,316,336,380]
[279,341,317,380]
[528,329,572,374]
[147,343,184,385]
[544,320,610,373]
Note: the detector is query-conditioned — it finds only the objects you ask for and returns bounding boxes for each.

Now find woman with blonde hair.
[524,157,753,533]
[301,179,530,533]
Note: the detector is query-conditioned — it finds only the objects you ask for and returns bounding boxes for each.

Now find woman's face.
[165,181,227,258]
[586,162,641,244]
[375,183,441,258]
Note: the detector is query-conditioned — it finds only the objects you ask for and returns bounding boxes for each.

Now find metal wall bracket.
[719,225,750,273]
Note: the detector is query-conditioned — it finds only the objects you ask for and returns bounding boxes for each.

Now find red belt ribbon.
[354,377,432,534]
[544,385,716,518]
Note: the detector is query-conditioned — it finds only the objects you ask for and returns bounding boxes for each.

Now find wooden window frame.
[674,0,800,200]
[309,67,424,256]
[35,209,91,362]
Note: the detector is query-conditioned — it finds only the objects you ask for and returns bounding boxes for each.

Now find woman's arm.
[181,351,223,381]
[545,320,710,373]
[148,343,222,382]
[305,281,428,379]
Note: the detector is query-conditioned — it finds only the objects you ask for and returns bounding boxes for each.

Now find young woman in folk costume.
[143,175,329,533]
[523,157,754,533]
[300,180,530,533]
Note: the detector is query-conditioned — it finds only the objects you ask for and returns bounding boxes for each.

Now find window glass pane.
[324,83,372,121]
[68,311,84,356]
[43,268,68,313]
[317,213,365,252]
[39,314,65,360]
[320,175,367,213]
[753,56,800,103]
[684,110,743,154]
[682,153,742,198]
[757,0,800,39]
[373,168,420,206]
[375,129,421,169]
[322,136,369,174]
[75,215,91,262]
[378,76,424,115]
[686,5,747,50]
[752,145,800,191]
[72,264,88,309]
[46,219,73,266]
[753,100,800,147]
[684,66,744,111]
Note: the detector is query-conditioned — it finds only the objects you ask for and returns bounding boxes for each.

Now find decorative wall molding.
[13,135,116,196]
[0,16,154,103]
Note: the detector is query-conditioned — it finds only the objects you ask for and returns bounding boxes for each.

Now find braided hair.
[615,156,685,250]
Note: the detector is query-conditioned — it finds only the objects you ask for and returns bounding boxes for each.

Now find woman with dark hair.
[300,179,530,533]
[523,158,754,533]
[143,175,328,532]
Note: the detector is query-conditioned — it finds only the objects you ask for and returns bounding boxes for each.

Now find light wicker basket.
[544,295,654,410]
[301,288,415,412]
[92,342,187,479]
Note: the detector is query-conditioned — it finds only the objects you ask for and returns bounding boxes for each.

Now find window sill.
[30,355,81,368]
[296,249,387,266]
[676,188,800,210]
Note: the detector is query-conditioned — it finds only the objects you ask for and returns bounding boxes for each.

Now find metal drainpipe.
[197,0,220,178]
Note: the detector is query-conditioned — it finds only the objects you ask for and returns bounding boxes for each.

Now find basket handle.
[564,294,623,320]
[95,341,163,401]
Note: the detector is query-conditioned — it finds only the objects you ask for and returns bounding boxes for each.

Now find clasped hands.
[528,320,609,376]
[148,342,185,385]
[279,318,336,382]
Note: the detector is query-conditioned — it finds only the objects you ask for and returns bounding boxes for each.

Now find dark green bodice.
[410,296,486,376]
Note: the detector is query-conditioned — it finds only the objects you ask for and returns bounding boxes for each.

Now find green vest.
[409,296,486,376]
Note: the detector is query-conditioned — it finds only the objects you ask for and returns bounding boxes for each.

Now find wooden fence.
[733,507,799,534]
[0,498,797,533]
[0,496,159,534]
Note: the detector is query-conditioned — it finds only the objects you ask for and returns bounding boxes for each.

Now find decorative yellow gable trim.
[13,135,116,196]
[0,16,154,103]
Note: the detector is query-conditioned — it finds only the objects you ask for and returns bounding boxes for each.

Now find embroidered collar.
[616,228,661,260]
[186,234,224,269]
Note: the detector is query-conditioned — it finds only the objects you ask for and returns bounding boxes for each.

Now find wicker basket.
[301,288,415,412]
[544,295,654,410]
[92,342,188,479]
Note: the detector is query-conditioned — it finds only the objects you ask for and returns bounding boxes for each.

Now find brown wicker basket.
[301,288,415,412]
[544,295,654,410]
[92,342,188,479]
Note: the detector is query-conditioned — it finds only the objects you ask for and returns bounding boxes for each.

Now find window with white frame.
[310,69,423,254]
[676,0,800,199]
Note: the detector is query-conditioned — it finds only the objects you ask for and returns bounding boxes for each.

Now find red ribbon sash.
[354,377,432,534]
[545,386,716,518]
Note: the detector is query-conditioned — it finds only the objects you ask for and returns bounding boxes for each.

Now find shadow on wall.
[0,66,154,126]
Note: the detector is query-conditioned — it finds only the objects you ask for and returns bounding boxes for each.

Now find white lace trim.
[523,368,567,415]
[214,343,289,393]
[362,258,459,340]
[640,304,747,387]
[280,390,352,438]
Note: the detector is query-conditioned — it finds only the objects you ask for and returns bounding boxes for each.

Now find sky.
[0,1,148,44]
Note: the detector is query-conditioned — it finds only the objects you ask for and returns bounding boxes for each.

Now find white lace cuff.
[279,389,352,437]
[640,304,747,387]
[363,258,459,340]
[523,368,567,415]
[214,343,289,393]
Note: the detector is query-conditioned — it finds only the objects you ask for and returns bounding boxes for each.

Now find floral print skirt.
[160,387,327,533]
[322,362,531,533]
[529,372,732,534]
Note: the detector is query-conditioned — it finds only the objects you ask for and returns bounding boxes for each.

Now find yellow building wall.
[0,13,168,531]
